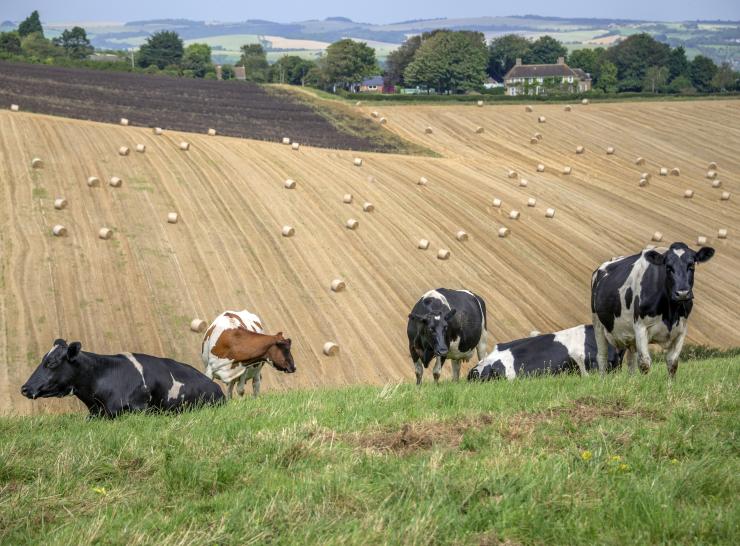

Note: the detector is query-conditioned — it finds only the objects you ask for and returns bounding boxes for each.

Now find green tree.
[52,27,93,59]
[18,10,43,38]
[643,65,669,93]
[239,44,269,82]
[0,31,22,55]
[597,60,618,93]
[667,46,689,80]
[710,62,735,91]
[21,32,61,60]
[524,35,567,64]
[385,35,423,86]
[487,34,531,81]
[668,75,695,94]
[271,55,316,85]
[137,31,184,69]
[321,39,378,89]
[182,43,212,77]
[689,55,718,91]
[568,48,604,76]
[605,33,671,88]
[405,31,488,94]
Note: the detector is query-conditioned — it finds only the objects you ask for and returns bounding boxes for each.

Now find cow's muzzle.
[20,384,36,399]
[673,290,693,302]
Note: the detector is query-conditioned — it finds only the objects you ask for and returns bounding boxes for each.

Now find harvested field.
[1,99,739,415]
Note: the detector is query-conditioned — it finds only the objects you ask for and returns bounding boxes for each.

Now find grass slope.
[1,357,738,545]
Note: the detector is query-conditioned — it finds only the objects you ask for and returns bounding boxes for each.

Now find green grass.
[0,356,738,545]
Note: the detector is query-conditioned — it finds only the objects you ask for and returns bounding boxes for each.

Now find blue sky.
[2,1,739,23]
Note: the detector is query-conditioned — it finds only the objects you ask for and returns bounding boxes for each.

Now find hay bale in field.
[712,180,722,188]
[527,198,536,207]
[706,170,717,179]
[641,172,651,181]
[545,208,555,218]
[281,225,295,237]
[31,157,43,168]
[639,178,649,187]
[576,145,585,154]
[697,236,707,245]
[353,158,363,167]
[179,141,190,151]
[538,116,546,123]
[418,176,428,185]
[118,146,130,156]
[475,126,484,133]
[282,137,291,145]
[720,191,730,201]
[498,227,509,238]
[606,146,615,155]
[120,118,129,126]
[477,100,484,107]
[534,132,542,140]
[190,319,206,333]
[323,342,339,356]
[98,227,113,240]
[492,198,502,208]
[362,202,374,212]
[355,101,362,106]
[437,248,450,260]
[652,231,663,242]
[135,144,146,153]
[525,105,533,112]
[87,176,100,187]
[418,239,430,250]
[564,105,572,111]
[292,142,299,150]
[109,176,122,188]
[284,179,296,189]
[718,229,728,239]
[207,128,217,136]
[153,127,163,135]
[424,126,433,134]
[52,225,67,237]
[509,210,520,219]
[379,117,387,124]
[582,98,589,105]
[635,157,645,165]
[331,279,346,292]
[371,111,379,118]
[10,104,19,112]
[708,161,718,170]
[536,164,545,172]
[562,166,572,175]
[456,230,468,241]
[167,212,179,224]
[519,179,528,187]
[670,167,680,176]
[346,218,359,230]
[367,176,376,183]
[684,189,694,198]
[659,167,668,176]
[530,137,538,144]
[507,170,518,179]
[343,194,353,204]
[54,198,67,210]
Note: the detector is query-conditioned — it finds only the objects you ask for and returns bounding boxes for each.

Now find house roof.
[361,76,384,86]
[571,68,591,80]
[504,63,575,79]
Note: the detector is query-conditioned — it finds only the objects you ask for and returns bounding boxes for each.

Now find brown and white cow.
[201,310,296,398]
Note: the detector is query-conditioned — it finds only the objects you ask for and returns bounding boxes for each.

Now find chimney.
[557,56,565,65]
[515,58,522,66]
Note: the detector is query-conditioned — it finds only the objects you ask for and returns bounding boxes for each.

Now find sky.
[1,0,739,24]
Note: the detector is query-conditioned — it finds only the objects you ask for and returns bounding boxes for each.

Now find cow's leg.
[634,325,652,374]
[592,318,609,377]
[628,347,639,374]
[414,359,424,385]
[665,328,687,380]
[451,360,461,382]
[574,356,588,377]
[476,331,488,361]
[433,356,445,384]
[236,370,248,397]
[252,368,262,397]
[227,380,236,400]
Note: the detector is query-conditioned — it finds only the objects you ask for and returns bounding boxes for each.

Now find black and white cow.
[591,242,715,379]
[21,339,225,418]
[407,288,488,384]
[467,324,624,381]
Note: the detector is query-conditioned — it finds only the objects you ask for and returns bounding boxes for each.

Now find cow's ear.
[275,331,284,340]
[54,338,67,347]
[445,308,457,321]
[695,247,715,263]
[66,342,81,361]
[644,250,665,266]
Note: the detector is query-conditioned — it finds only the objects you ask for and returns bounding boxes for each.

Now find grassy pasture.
[0,356,737,545]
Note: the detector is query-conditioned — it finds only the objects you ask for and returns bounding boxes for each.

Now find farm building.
[352,76,394,94]
[504,57,592,96]
[483,77,504,89]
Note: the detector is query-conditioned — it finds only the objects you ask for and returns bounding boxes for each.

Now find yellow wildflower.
[618,463,630,472]
[610,455,622,463]
[580,450,593,461]
[92,486,108,496]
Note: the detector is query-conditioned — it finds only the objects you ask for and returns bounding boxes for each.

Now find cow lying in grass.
[467,325,624,381]
[21,339,224,418]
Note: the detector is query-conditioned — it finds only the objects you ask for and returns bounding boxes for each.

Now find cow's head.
[645,243,715,302]
[21,339,82,399]
[409,309,457,357]
[266,333,296,374]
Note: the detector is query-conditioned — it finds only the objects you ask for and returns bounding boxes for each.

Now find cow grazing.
[202,310,296,398]
[591,242,715,378]
[467,325,624,381]
[20,339,224,418]
[407,288,488,384]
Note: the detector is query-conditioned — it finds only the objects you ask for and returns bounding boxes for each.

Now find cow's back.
[137,353,224,409]
[591,252,644,334]
[438,288,486,354]
[201,310,265,381]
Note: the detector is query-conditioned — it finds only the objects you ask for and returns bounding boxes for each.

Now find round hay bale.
[670,167,680,176]
[562,166,572,175]
[120,118,129,126]
[659,167,668,176]
[424,126,433,134]
[475,126,485,134]
[606,146,615,155]
[371,111,379,118]
[109,176,122,188]
[537,116,546,123]
[367,176,376,183]
[343,194,353,204]
[282,225,295,237]
[529,330,541,337]
[153,127,163,135]
[54,198,67,210]
[323,342,339,356]
[684,189,694,198]
[720,191,730,201]
[498,227,509,238]
[509,210,520,219]
[708,161,718,170]
[31,157,43,168]
[52,225,67,237]
[282,137,291,145]
[652,231,663,242]
[525,105,533,112]
[362,202,374,212]
[530,137,538,144]
[477,100,484,107]
[534,132,542,140]
[118,146,130,156]
[331,279,346,292]
[581,98,589,105]
[208,128,217,136]
[576,145,585,154]
[355,101,362,106]
[135,144,146,153]
[492,198,502,208]
[718,229,728,239]
[167,212,179,224]
[379,117,387,124]
[519,179,528,187]
[706,170,717,179]
[712,180,722,188]
[456,230,468,242]
[545,208,556,218]
[418,239,430,250]
[641,172,651,181]
[190,319,207,333]
[635,157,645,165]
[98,227,113,240]
[87,176,100,187]
[10,104,19,112]
[353,158,363,167]
[564,105,572,111]
[507,170,518,179]
[346,218,359,230]
[179,141,190,151]
[437,248,450,260]
[639,178,649,187]
[418,176,428,186]
[697,236,707,245]
[292,142,299,150]
[284,179,296,189]
[536,164,545,172]
[527,198,536,207]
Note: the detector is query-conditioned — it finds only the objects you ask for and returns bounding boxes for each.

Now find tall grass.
[0,356,738,545]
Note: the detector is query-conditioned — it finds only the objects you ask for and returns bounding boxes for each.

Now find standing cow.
[201,310,296,398]
[591,242,714,379]
[407,288,488,384]
[467,324,624,381]
[21,339,224,418]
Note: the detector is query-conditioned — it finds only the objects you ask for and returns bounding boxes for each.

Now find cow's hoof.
[433,373,441,384]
